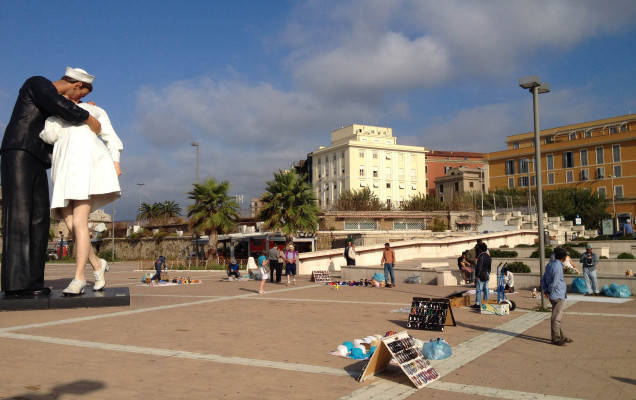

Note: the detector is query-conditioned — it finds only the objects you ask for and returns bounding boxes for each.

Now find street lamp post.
[191,142,200,184]
[610,175,617,233]
[520,76,550,309]
[136,182,145,224]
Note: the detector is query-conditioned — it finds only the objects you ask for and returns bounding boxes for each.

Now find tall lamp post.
[136,182,145,225]
[191,142,200,184]
[519,76,550,309]
[610,175,617,233]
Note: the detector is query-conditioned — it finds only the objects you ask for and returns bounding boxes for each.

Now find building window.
[596,147,604,164]
[333,154,336,161]
[342,168,345,175]
[411,184,417,190]
[385,152,391,160]
[373,183,379,188]
[360,167,364,177]
[546,154,554,170]
[580,149,588,166]
[563,152,574,168]
[569,132,577,140]
[620,124,629,133]
[333,167,337,175]
[360,181,366,187]
[531,175,536,186]
[597,187,606,198]
[411,169,416,179]
[596,167,605,179]
[317,158,321,164]
[386,198,391,208]
[580,169,589,181]
[454,182,459,191]
[440,196,444,202]
[341,152,344,158]
[614,185,624,198]
[439,184,444,193]
[585,130,592,138]
[372,152,378,159]
[566,170,574,183]
[508,178,514,188]
[444,166,451,174]
[386,183,391,189]
[613,144,621,162]
[609,126,618,134]
[518,177,529,187]
[614,165,622,177]
[505,160,515,175]
[469,182,474,188]
[399,183,405,189]
[344,219,378,230]
[372,169,378,178]
[513,142,519,149]
[545,136,554,144]
[359,151,365,158]
[398,168,404,179]
[519,159,529,174]
[548,173,555,185]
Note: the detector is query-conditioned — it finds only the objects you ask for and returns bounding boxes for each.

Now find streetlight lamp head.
[519,76,542,89]
[537,83,550,94]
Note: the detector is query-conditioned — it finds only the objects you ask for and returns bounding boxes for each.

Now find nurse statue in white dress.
[39,68,123,295]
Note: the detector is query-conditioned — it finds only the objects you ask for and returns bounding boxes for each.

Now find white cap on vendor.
[64,66,95,84]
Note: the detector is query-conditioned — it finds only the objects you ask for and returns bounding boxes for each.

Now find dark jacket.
[1,76,89,167]
[475,252,492,281]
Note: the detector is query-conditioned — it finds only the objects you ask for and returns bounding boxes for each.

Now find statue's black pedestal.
[0,287,130,311]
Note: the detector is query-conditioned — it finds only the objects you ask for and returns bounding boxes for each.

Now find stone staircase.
[477,210,598,244]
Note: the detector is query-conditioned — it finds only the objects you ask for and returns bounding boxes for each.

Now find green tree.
[258,169,320,239]
[334,187,385,211]
[160,200,182,222]
[401,193,447,211]
[187,178,239,247]
[543,188,609,229]
[137,202,162,224]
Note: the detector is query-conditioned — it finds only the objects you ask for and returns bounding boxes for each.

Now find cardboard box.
[448,295,471,308]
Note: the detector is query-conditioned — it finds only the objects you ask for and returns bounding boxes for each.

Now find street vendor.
[151,256,167,282]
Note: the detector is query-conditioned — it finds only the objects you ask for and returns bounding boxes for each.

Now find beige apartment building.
[310,124,427,209]
[435,167,488,202]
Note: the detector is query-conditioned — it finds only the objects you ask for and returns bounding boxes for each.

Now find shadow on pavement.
[5,379,105,399]
[456,321,552,344]
[612,376,636,385]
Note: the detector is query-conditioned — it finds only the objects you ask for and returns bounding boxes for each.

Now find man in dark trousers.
[1,67,101,297]
[472,242,491,308]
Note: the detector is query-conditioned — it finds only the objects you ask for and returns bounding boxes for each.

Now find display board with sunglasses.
[407,297,456,331]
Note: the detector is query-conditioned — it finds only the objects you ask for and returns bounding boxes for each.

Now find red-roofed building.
[425,151,486,196]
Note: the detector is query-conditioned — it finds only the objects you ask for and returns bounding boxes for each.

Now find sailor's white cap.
[64,66,95,84]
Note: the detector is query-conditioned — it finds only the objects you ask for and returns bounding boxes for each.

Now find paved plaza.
[0,262,634,399]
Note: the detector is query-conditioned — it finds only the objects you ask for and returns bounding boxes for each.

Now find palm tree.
[187,178,239,248]
[161,200,182,223]
[137,202,162,224]
[258,169,320,240]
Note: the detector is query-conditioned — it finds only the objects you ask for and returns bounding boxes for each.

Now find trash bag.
[571,277,587,293]
[422,338,452,360]
[405,275,422,284]
[372,272,385,282]
[602,283,632,298]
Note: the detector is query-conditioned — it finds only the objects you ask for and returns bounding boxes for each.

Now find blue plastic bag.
[422,339,452,360]
[571,277,587,293]
[372,273,385,282]
[602,283,632,298]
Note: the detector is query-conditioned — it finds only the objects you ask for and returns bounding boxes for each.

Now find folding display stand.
[311,270,332,283]
[407,297,456,331]
[358,331,439,389]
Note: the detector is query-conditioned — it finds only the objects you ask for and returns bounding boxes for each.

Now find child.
[227,258,240,279]
[257,251,269,294]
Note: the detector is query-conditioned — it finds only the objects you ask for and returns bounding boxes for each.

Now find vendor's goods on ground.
[407,298,456,331]
[480,302,509,315]
[358,330,440,389]
[311,270,332,283]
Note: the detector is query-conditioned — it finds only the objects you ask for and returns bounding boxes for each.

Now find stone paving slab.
[0,261,633,399]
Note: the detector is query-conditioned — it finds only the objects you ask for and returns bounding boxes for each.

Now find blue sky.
[1,0,635,220]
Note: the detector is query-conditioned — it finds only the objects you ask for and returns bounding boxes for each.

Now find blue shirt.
[229,262,239,272]
[624,223,633,234]
[541,259,567,300]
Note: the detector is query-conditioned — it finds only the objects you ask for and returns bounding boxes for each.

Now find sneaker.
[93,259,109,291]
[471,304,481,309]
[63,279,86,296]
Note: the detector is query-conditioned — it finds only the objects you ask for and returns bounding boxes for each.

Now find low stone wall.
[92,237,197,260]
[513,273,636,293]
[489,257,634,276]
[299,230,537,275]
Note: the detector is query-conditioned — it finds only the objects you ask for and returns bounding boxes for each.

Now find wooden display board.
[358,331,439,389]
[311,270,332,283]
[407,298,456,331]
